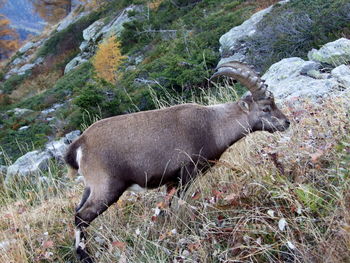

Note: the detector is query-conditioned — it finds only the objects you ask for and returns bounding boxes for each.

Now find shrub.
[10,71,61,101]
[244,0,350,71]
[0,121,51,163]
[92,36,126,83]
[37,10,102,58]
[74,84,104,116]
[119,0,250,95]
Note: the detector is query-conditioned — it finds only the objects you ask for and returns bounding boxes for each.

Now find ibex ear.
[238,100,250,113]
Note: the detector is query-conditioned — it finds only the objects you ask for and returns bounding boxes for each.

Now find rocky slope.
[0,1,349,262]
[0,0,349,176]
[0,0,45,40]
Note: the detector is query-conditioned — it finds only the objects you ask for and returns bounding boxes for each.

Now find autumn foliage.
[0,14,19,60]
[31,0,71,23]
[92,36,126,83]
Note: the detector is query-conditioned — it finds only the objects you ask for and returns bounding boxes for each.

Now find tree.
[30,0,72,23]
[92,36,126,83]
[0,14,19,60]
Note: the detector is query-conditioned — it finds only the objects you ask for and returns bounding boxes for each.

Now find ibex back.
[64,61,290,263]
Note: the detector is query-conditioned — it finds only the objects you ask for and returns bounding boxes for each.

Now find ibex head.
[211,61,290,133]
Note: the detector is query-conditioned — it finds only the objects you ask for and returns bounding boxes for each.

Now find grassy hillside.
[0,0,349,163]
[0,1,349,261]
[0,88,349,262]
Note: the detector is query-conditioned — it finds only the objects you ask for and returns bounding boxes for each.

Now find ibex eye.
[263,107,270,112]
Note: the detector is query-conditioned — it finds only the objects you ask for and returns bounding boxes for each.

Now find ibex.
[64,61,290,262]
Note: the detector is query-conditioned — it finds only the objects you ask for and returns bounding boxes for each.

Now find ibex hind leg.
[74,181,127,263]
[177,163,201,198]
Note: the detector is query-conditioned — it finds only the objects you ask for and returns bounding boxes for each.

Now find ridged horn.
[210,61,268,100]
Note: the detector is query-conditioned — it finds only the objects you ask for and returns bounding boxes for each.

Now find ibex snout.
[266,108,290,133]
[275,117,290,132]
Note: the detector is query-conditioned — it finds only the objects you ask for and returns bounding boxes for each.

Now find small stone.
[19,126,30,131]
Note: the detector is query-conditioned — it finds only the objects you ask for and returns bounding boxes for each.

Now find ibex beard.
[64,61,290,263]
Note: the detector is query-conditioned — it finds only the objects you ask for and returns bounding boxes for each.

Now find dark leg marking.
[76,187,91,212]
[74,183,126,263]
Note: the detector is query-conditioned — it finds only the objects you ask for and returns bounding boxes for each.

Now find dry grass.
[0,90,349,263]
[9,71,61,101]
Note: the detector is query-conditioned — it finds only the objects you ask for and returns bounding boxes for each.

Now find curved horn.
[210,61,268,100]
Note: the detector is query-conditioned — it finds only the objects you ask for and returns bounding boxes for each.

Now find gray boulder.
[6,151,52,179]
[6,53,44,79]
[64,56,88,74]
[16,63,35,75]
[308,38,350,67]
[331,65,350,88]
[18,126,30,131]
[218,0,289,66]
[12,56,28,66]
[46,130,80,160]
[262,57,341,101]
[18,41,37,53]
[41,102,65,116]
[83,20,105,42]
[100,5,141,38]
[46,138,68,160]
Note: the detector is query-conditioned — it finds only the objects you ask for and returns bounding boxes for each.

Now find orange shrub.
[92,36,126,83]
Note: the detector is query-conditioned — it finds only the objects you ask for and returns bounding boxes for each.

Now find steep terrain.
[0,0,45,40]
[0,0,349,262]
[1,0,349,165]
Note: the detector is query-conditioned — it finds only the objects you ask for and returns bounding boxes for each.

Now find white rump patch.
[127,184,146,193]
[76,147,83,171]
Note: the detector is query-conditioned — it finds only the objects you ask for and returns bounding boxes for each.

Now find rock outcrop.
[308,38,350,67]
[64,5,142,73]
[262,39,350,101]
[262,57,341,101]
[45,130,81,160]
[5,130,81,181]
[6,150,52,180]
[218,0,289,66]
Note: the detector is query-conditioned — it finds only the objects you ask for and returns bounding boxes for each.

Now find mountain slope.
[0,0,45,40]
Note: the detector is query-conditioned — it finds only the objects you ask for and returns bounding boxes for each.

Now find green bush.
[119,0,250,95]
[245,0,350,71]
[74,84,104,115]
[37,11,103,58]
